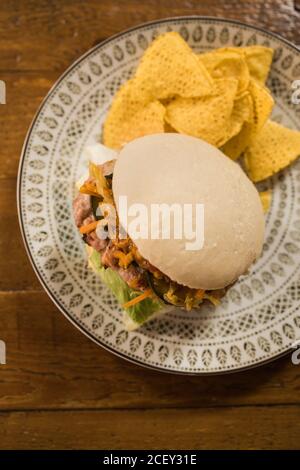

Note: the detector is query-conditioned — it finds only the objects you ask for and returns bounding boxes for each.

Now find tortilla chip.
[249,79,274,134]
[222,122,253,160]
[103,78,165,149]
[198,51,250,96]
[241,46,274,84]
[225,92,253,143]
[164,121,178,133]
[259,190,272,213]
[165,78,238,147]
[134,31,213,99]
[222,80,273,160]
[244,120,300,182]
[214,46,273,84]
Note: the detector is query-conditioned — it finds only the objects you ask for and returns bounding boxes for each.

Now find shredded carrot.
[204,293,220,306]
[79,182,100,198]
[103,187,113,203]
[113,250,134,269]
[89,162,107,197]
[123,289,153,309]
[79,221,98,234]
[132,247,143,261]
[126,278,140,290]
[79,189,100,198]
[113,238,130,249]
[152,271,163,279]
[195,289,205,299]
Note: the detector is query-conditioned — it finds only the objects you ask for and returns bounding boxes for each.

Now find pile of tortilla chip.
[103,31,300,211]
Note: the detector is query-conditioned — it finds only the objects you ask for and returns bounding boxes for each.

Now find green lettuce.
[88,247,165,328]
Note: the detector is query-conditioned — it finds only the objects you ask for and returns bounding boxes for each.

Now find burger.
[73,134,265,330]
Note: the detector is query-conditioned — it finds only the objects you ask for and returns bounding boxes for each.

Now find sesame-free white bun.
[112,134,265,290]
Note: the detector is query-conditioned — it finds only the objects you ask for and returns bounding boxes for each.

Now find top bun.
[112,133,265,290]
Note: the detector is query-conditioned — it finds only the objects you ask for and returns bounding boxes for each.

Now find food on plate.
[259,189,273,213]
[134,31,213,99]
[102,81,166,151]
[200,45,274,85]
[198,50,250,97]
[73,31,300,330]
[74,134,265,330]
[103,31,275,158]
[165,78,239,147]
[103,31,300,180]
[244,120,300,182]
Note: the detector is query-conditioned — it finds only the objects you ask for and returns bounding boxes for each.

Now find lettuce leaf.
[88,247,165,327]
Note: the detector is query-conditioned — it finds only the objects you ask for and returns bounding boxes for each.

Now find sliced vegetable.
[203,293,220,306]
[91,196,102,221]
[122,289,153,309]
[79,181,100,198]
[113,250,134,269]
[147,272,171,303]
[80,220,98,234]
[88,248,164,327]
[195,289,205,299]
[89,162,107,197]
[148,273,207,309]
[185,293,195,311]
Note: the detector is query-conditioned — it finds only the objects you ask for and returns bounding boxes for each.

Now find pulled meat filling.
[73,160,226,310]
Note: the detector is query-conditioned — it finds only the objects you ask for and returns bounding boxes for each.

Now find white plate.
[18,17,300,374]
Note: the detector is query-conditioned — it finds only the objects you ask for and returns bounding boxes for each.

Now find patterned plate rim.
[17,15,300,375]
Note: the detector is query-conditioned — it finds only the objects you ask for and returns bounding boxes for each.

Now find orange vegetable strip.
[113,250,134,268]
[79,221,98,234]
[122,289,153,309]
[195,289,205,299]
[79,182,100,198]
[79,188,101,198]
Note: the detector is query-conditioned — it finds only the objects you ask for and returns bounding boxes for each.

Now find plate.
[18,17,300,374]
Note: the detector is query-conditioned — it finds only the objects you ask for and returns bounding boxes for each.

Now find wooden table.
[1,0,300,450]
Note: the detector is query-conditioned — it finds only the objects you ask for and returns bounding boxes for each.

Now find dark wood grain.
[0,178,41,290]
[0,0,299,73]
[0,406,299,450]
[0,291,299,411]
[1,0,300,450]
[0,73,56,179]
